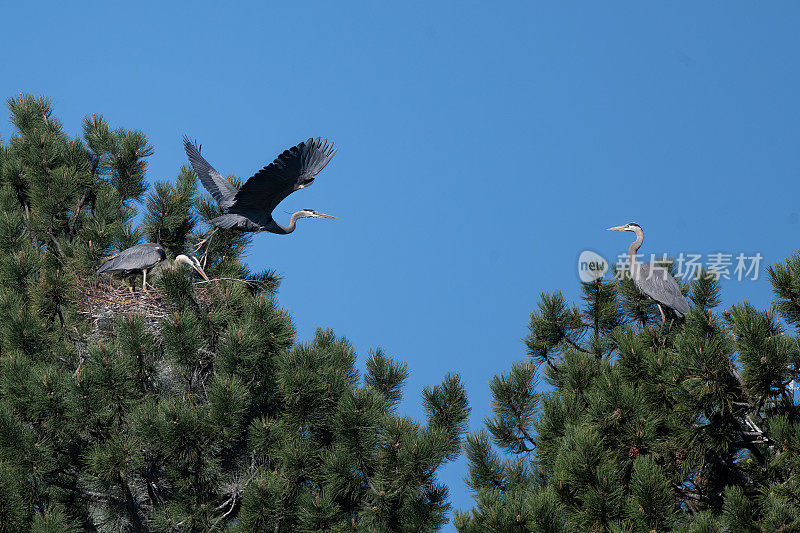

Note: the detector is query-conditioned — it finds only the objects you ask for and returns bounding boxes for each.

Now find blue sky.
[3,2,800,528]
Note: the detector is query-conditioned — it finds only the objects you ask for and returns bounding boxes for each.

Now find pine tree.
[456,264,800,531]
[0,94,469,532]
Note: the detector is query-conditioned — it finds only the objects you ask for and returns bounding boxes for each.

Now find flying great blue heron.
[183,137,337,253]
[95,243,209,292]
[607,222,690,322]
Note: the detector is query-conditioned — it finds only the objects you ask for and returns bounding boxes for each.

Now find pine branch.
[45,475,118,504]
[673,483,703,515]
[209,492,241,531]
[352,433,381,497]
[67,190,89,239]
[564,337,590,354]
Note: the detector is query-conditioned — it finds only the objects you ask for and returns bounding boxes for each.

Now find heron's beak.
[315,213,337,219]
[606,225,626,231]
[190,259,210,281]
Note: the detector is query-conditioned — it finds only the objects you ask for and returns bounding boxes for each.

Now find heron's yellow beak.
[191,261,210,281]
[607,225,626,231]
[316,213,337,219]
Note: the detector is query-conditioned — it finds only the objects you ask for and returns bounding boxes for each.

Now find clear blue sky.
[3,2,800,528]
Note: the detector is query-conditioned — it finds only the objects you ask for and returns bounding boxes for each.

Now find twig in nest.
[194,277,260,287]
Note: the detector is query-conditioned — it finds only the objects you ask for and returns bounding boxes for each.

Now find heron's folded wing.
[230,137,337,213]
[183,137,239,207]
[95,243,165,274]
[95,252,120,273]
[637,263,690,315]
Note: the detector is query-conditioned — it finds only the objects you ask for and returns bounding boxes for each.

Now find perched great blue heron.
[183,137,337,248]
[95,243,209,292]
[607,222,690,322]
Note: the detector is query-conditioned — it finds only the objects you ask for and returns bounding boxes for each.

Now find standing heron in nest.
[607,222,690,323]
[95,243,209,292]
[183,136,338,257]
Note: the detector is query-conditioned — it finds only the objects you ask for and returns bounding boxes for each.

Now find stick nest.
[77,280,216,335]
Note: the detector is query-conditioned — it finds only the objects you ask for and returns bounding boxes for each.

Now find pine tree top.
[0,94,469,533]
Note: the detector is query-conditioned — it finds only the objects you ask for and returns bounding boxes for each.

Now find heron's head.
[174,254,210,281]
[296,209,336,220]
[607,222,642,233]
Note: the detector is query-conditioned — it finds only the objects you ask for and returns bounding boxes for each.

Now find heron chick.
[607,222,690,322]
[95,243,209,293]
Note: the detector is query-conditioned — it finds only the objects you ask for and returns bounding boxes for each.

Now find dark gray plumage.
[95,243,167,276]
[608,222,691,321]
[96,243,208,292]
[183,136,337,234]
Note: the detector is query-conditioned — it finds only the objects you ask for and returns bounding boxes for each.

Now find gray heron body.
[183,137,337,237]
[95,243,209,292]
[607,223,690,322]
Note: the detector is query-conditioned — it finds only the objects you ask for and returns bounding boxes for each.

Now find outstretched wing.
[183,137,239,208]
[96,243,166,274]
[635,263,691,316]
[230,137,337,213]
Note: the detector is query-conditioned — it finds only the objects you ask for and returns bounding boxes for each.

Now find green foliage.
[627,455,677,531]
[82,112,151,206]
[30,505,81,533]
[485,360,538,455]
[365,347,409,409]
[689,269,722,311]
[460,255,800,531]
[0,459,28,533]
[768,252,800,329]
[0,95,467,532]
[142,167,197,256]
[581,278,623,358]
[525,291,583,367]
[234,329,468,532]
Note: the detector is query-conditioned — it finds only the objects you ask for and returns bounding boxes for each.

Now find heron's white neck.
[273,211,306,234]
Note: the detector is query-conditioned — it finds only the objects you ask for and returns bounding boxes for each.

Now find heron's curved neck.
[628,227,644,266]
[271,212,302,234]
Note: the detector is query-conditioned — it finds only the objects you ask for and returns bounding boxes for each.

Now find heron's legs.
[657,304,666,325]
[142,269,148,292]
[195,227,219,267]
[194,227,218,252]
